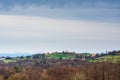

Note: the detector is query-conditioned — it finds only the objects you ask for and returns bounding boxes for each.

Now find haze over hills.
[0,52,32,57]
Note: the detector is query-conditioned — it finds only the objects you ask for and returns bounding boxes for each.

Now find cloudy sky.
[0,0,120,53]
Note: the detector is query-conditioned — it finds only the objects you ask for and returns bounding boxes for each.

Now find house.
[91,54,97,57]
[0,57,5,60]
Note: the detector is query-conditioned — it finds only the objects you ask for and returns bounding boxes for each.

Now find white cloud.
[0,15,120,53]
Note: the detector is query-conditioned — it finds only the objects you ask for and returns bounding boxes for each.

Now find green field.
[3,59,16,63]
[88,55,120,63]
[47,53,75,59]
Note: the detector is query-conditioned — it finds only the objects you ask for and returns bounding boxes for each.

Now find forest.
[0,58,120,80]
[0,50,120,80]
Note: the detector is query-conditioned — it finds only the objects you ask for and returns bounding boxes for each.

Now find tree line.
[0,60,120,80]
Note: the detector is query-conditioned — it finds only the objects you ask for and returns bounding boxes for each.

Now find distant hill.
[0,52,32,57]
[88,55,120,63]
[47,52,75,59]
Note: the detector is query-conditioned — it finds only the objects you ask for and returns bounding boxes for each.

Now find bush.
[8,73,29,80]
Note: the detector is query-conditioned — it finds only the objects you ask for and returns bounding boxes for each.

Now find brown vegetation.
[0,59,120,80]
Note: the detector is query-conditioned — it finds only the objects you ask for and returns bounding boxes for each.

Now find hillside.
[47,53,75,59]
[88,55,120,63]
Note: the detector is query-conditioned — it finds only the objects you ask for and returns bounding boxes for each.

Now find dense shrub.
[0,60,120,80]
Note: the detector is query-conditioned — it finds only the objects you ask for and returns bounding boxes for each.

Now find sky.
[0,0,120,53]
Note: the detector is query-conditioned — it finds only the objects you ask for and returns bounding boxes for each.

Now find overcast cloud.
[0,0,120,53]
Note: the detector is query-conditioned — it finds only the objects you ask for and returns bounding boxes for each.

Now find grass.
[3,59,16,63]
[88,55,120,63]
[2,57,30,63]
[47,53,75,59]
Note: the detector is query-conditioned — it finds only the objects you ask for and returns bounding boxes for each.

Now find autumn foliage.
[0,60,120,80]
